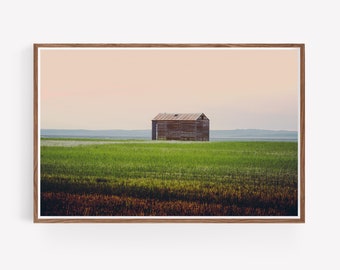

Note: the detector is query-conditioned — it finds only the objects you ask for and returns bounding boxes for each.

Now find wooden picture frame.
[34,43,305,223]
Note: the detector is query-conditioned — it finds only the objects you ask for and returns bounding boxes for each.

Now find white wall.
[1,1,339,269]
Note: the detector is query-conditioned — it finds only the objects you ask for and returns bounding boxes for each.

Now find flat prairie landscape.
[40,139,298,216]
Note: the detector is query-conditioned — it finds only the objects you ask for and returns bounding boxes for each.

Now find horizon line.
[41,128,298,132]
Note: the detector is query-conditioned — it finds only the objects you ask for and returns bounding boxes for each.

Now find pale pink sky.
[40,48,299,130]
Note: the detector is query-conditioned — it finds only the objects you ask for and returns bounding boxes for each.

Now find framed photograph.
[34,43,305,223]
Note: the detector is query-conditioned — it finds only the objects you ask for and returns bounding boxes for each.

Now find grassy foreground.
[40,140,298,216]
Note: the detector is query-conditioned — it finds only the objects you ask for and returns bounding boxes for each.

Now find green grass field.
[40,140,298,216]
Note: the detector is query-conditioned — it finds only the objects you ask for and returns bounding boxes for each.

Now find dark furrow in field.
[41,192,297,216]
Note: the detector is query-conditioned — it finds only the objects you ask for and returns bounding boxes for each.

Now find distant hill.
[41,129,297,141]
[210,129,298,141]
[41,129,151,139]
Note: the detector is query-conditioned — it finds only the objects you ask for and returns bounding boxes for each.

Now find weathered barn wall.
[152,113,209,141]
[152,121,157,140]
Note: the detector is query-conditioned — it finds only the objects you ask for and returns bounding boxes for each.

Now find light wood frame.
[34,43,305,223]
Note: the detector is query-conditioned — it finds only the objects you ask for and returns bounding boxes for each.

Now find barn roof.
[152,113,208,121]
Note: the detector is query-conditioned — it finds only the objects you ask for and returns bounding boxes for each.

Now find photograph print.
[34,44,305,223]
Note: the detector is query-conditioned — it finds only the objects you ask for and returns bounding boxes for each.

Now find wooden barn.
[152,113,209,141]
